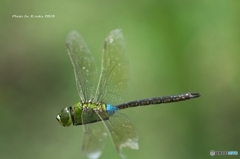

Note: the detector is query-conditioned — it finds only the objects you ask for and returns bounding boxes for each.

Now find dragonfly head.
[56,107,73,127]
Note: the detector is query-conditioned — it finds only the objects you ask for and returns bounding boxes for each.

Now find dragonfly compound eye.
[56,107,72,127]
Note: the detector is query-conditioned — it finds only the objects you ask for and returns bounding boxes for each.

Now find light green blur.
[1,1,240,159]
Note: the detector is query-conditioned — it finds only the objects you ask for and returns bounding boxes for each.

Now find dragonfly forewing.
[94,29,129,105]
[66,31,98,102]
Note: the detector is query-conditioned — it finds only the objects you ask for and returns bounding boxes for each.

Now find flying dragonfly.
[56,29,200,159]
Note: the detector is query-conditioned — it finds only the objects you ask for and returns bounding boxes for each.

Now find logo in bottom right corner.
[210,150,238,156]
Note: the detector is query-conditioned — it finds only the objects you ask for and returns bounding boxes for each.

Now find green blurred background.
[1,0,239,159]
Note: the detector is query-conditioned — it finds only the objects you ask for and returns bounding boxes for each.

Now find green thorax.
[71,102,107,126]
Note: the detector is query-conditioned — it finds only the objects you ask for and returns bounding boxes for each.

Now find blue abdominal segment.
[106,104,119,115]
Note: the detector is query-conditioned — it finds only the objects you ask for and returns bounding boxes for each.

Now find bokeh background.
[1,0,239,159]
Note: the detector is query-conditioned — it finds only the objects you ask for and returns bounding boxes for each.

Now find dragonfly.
[56,29,200,159]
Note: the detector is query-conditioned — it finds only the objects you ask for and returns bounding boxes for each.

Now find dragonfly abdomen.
[117,92,200,109]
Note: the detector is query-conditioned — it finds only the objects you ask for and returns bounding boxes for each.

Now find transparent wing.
[81,110,109,159]
[94,29,129,105]
[95,111,139,159]
[66,31,98,102]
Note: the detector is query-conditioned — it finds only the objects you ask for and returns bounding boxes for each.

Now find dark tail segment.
[117,92,200,109]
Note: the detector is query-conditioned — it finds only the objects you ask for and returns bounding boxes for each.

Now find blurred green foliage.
[1,0,240,159]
